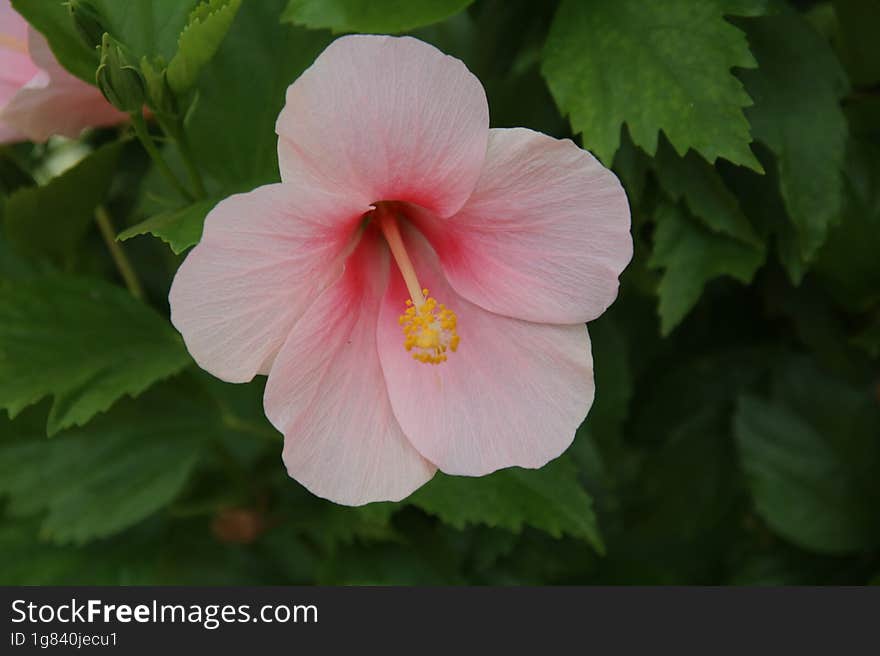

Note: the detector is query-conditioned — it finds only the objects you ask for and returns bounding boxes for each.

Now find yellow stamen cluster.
[399,288,459,365]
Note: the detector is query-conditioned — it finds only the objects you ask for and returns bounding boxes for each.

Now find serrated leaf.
[12,1,198,84]
[0,382,207,545]
[0,274,190,435]
[655,141,762,246]
[119,196,218,253]
[94,0,200,63]
[4,141,125,259]
[734,359,880,554]
[408,457,603,552]
[542,0,765,168]
[281,0,473,34]
[738,13,849,273]
[167,0,242,94]
[649,201,765,334]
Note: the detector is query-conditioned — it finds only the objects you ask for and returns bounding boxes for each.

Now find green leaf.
[408,457,604,552]
[4,141,125,259]
[0,274,190,435]
[626,407,739,551]
[281,0,474,34]
[814,140,880,311]
[542,0,764,168]
[0,516,157,585]
[119,196,218,253]
[94,0,199,63]
[11,0,97,82]
[655,141,762,246]
[12,1,198,84]
[0,382,207,545]
[734,360,880,554]
[649,201,765,334]
[738,13,849,272]
[167,0,242,94]
[188,0,333,187]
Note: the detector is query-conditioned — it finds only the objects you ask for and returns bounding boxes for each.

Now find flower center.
[375,204,459,365]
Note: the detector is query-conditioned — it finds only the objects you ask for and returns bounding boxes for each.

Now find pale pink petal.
[377,225,594,475]
[276,35,489,218]
[264,228,435,505]
[0,0,36,142]
[169,183,370,383]
[0,0,36,87]
[413,128,632,324]
[0,28,125,142]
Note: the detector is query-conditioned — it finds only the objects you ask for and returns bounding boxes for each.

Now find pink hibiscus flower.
[0,0,125,143]
[169,35,632,506]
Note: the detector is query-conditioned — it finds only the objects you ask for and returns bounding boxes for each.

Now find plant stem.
[95,204,145,300]
[130,110,194,202]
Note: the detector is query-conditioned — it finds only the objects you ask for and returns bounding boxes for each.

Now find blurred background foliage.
[1,0,879,585]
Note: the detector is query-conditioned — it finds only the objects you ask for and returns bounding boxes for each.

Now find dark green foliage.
[1,0,878,585]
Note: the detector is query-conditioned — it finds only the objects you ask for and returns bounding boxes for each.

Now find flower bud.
[96,33,146,113]
[67,0,105,51]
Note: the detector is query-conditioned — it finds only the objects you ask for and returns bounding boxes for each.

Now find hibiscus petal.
[0,2,37,143]
[377,226,594,476]
[169,183,369,383]
[0,0,37,88]
[276,34,489,218]
[0,28,125,142]
[264,229,435,505]
[414,128,632,324]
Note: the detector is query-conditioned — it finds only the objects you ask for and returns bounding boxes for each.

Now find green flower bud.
[66,0,105,50]
[96,33,146,113]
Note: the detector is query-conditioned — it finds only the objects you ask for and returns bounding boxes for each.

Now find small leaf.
[0,274,190,435]
[4,141,126,259]
[408,457,604,552]
[281,0,474,34]
[119,196,218,253]
[167,0,243,94]
[649,201,765,334]
[542,0,765,168]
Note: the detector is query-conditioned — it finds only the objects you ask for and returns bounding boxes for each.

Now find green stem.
[130,111,193,201]
[95,205,145,300]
